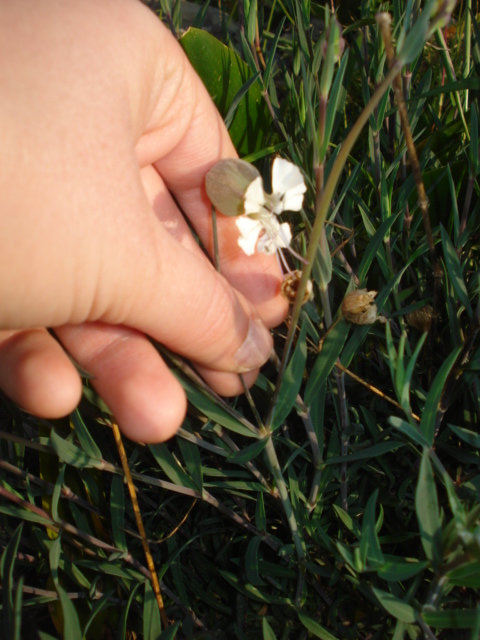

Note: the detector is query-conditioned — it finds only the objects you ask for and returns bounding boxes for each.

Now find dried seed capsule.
[405,305,434,332]
[281,270,313,305]
[341,289,384,325]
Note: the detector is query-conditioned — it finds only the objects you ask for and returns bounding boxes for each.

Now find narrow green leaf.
[51,464,66,523]
[82,590,116,637]
[263,17,286,90]
[305,319,350,406]
[158,621,181,640]
[245,0,257,44]
[440,225,474,317]
[143,580,162,640]
[323,441,405,465]
[422,608,480,629]
[228,437,269,464]
[358,212,400,282]
[117,582,142,640]
[70,409,102,459]
[49,428,104,469]
[149,444,198,491]
[389,416,431,448]
[273,322,308,428]
[57,583,83,640]
[378,559,428,581]
[419,346,462,445]
[372,587,417,624]
[181,378,259,438]
[298,613,338,639]
[415,449,442,567]
[224,72,261,129]
[1,523,23,640]
[13,574,23,640]
[177,433,203,492]
[110,474,127,552]
[255,493,266,532]
[469,103,479,173]
[262,617,278,640]
[245,537,266,586]
[359,489,384,568]
[448,423,480,448]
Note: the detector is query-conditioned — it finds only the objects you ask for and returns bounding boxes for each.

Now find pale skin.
[0,0,288,442]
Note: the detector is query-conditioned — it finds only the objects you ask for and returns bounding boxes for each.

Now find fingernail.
[234,319,272,372]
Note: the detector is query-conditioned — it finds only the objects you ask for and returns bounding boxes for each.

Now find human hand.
[0,0,288,442]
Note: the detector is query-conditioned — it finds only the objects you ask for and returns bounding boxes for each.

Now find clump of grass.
[2,1,480,638]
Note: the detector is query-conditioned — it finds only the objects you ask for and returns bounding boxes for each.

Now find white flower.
[236,213,292,256]
[236,158,305,256]
[205,156,306,256]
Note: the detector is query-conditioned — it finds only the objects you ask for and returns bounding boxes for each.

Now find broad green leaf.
[143,580,162,640]
[262,617,278,640]
[298,613,338,639]
[415,449,442,567]
[180,28,273,156]
[273,322,308,428]
[419,346,462,445]
[440,225,474,317]
[372,587,417,624]
[305,319,350,406]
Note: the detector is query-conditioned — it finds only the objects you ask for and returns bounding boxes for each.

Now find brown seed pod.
[341,289,384,325]
[280,270,313,305]
[405,305,434,332]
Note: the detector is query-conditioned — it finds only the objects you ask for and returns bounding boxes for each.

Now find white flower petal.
[236,216,262,256]
[271,158,306,199]
[277,222,292,248]
[243,177,265,215]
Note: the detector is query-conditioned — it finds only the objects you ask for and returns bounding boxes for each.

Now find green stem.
[267,59,405,429]
[262,436,305,562]
[434,28,470,141]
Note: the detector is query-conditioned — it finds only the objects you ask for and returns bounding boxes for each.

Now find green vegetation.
[2,1,480,637]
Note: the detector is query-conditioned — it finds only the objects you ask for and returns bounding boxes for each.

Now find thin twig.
[110,421,168,628]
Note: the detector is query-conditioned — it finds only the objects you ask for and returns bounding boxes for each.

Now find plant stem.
[267,46,405,428]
